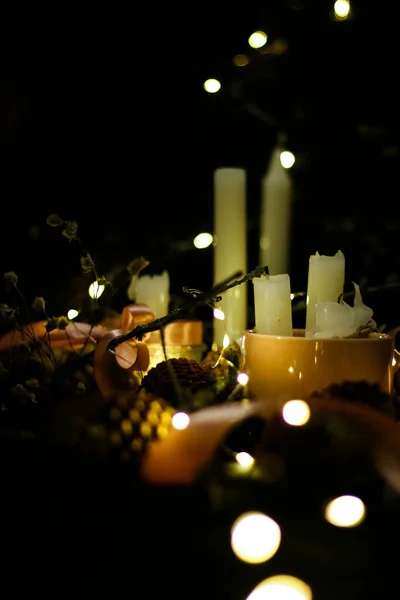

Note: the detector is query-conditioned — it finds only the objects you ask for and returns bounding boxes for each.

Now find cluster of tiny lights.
[324,495,366,527]
[282,400,311,426]
[171,412,190,430]
[193,232,213,249]
[230,512,281,564]
[88,281,105,299]
[245,575,312,600]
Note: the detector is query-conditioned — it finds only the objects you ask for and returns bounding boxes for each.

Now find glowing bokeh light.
[245,575,312,600]
[222,334,230,349]
[203,78,221,93]
[213,308,225,320]
[233,54,249,67]
[171,412,190,430]
[88,281,105,299]
[248,31,268,49]
[193,232,213,249]
[334,0,350,18]
[231,512,281,564]
[324,495,366,527]
[282,400,311,426]
[236,452,254,467]
[280,150,295,168]
[237,372,249,386]
[67,309,79,320]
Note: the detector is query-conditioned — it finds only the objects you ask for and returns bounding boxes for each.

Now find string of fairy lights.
[202,0,352,97]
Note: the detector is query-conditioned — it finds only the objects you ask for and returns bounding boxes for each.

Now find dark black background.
[1,1,399,325]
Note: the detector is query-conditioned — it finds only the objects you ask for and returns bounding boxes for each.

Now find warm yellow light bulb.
[280,150,295,168]
[245,575,312,600]
[193,232,213,249]
[334,0,350,19]
[324,495,366,527]
[231,512,281,564]
[248,31,268,49]
[282,400,311,426]
[203,78,221,93]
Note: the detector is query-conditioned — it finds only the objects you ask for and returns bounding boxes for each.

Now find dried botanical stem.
[108,265,268,351]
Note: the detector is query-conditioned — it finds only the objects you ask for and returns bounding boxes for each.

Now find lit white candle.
[305,250,345,335]
[259,138,293,275]
[213,168,247,345]
[253,273,293,336]
[135,271,170,318]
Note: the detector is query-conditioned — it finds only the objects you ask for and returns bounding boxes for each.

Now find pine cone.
[83,388,176,464]
[140,357,216,408]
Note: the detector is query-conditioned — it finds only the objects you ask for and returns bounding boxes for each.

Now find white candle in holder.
[135,271,170,318]
[253,273,293,336]
[305,250,345,335]
[213,167,247,345]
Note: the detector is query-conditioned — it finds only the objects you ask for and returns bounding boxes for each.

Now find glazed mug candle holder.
[242,328,400,402]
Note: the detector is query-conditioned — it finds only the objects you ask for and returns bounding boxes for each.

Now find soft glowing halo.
[236,452,254,468]
[248,31,268,49]
[203,78,221,93]
[237,372,249,386]
[282,400,311,426]
[213,308,225,320]
[245,574,312,600]
[231,511,281,564]
[334,0,350,18]
[171,412,190,431]
[280,150,295,168]
[324,495,366,528]
[193,232,213,249]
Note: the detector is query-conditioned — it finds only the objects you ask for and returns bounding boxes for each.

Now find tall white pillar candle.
[259,141,293,275]
[213,168,247,345]
[135,271,170,318]
[305,250,345,335]
[253,273,293,336]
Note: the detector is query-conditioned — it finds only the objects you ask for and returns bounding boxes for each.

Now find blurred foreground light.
[233,53,249,67]
[280,150,295,168]
[246,575,312,600]
[67,309,79,320]
[231,512,281,564]
[236,451,254,467]
[334,0,350,19]
[88,281,105,299]
[237,372,249,385]
[193,232,213,249]
[213,308,225,320]
[282,400,310,426]
[248,31,268,48]
[203,78,221,93]
[172,412,190,430]
[324,495,366,527]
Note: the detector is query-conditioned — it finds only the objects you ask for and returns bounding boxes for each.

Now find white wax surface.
[213,168,247,344]
[253,273,293,336]
[305,250,345,335]
[135,271,170,318]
